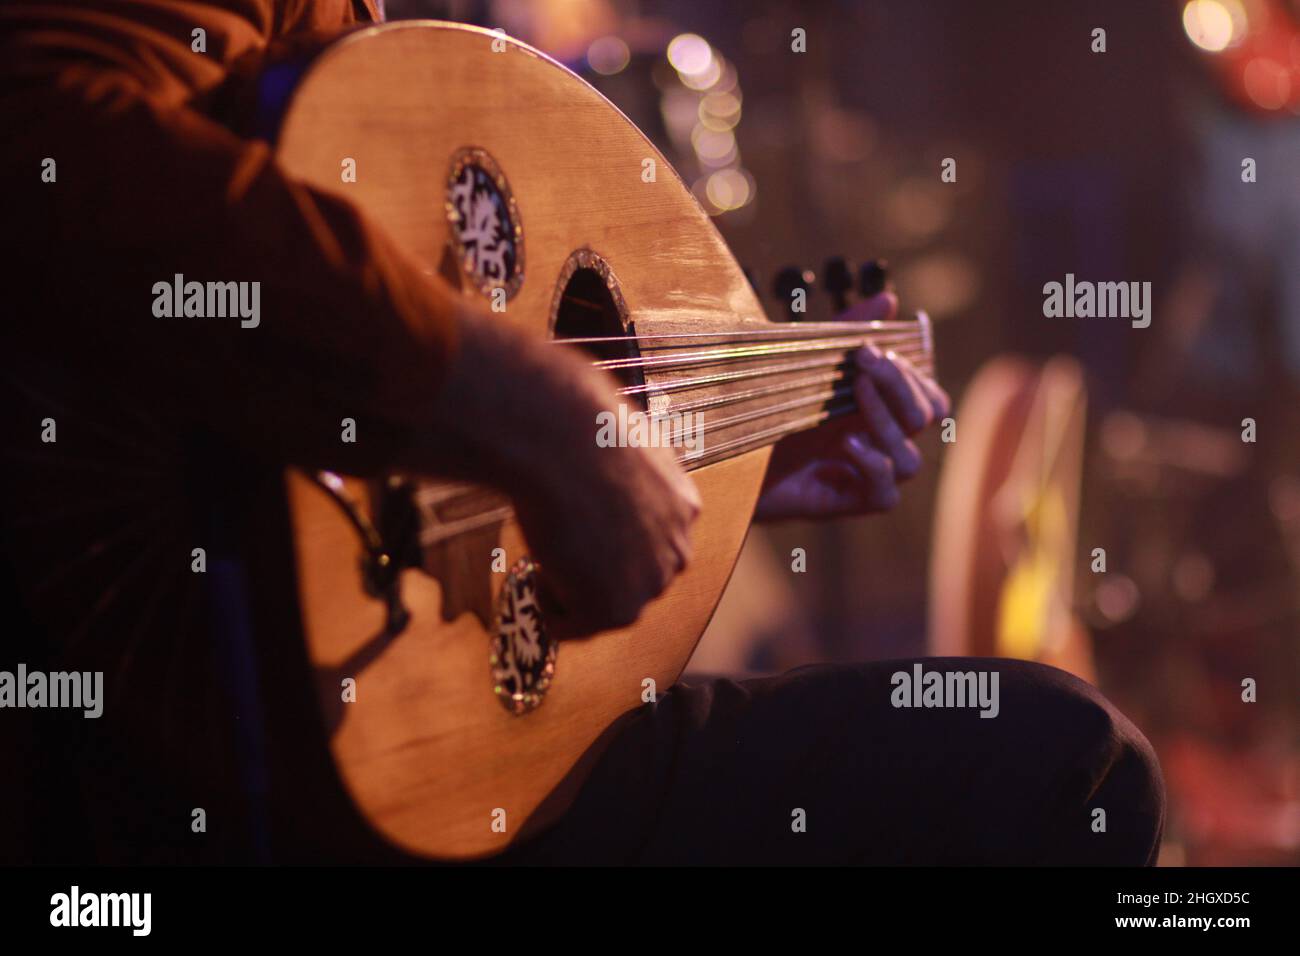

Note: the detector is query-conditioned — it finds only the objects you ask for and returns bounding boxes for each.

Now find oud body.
[271,22,928,860]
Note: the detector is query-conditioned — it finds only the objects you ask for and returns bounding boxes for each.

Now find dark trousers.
[496,658,1166,865]
[2,648,1164,865]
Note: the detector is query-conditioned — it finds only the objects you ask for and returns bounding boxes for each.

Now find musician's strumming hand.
[754,292,950,521]
[413,309,701,638]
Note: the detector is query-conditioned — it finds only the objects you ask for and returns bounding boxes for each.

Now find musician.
[0,0,1163,865]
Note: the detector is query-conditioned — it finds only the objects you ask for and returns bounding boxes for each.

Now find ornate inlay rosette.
[445,147,524,301]
[490,557,556,715]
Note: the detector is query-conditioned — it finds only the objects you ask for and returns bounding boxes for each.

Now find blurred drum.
[928,355,1095,682]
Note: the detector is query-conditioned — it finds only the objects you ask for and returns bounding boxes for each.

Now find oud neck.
[575,312,936,471]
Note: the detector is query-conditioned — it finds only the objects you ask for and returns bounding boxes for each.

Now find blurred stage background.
[388,0,1300,865]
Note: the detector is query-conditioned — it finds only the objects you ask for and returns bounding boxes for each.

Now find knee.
[1002,659,1166,863]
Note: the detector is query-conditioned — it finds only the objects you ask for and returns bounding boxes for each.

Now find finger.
[852,373,923,480]
[804,460,874,515]
[670,525,692,574]
[856,345,932,435]
[833,291,897,324]
[537,575,569,620]
[539,579,600,641]
[538,561,636,638]
[894,351,951,422]
[756,460,868,519]
[843,433,901,510]
[679,473,703,516]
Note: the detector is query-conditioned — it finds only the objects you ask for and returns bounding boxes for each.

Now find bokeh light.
[704,168,753,211]
[586,36,630,76]
[1182,0,1245,53]
[1242,55,1291,109]
[690,125,737,166]
[667,33,713,76]
[698,91,742,131]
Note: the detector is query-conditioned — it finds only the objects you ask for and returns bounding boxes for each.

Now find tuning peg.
[823,257,854,312]
[772,266,815,319]
[858,259,890,298]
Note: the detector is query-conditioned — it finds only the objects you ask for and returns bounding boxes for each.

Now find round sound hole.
[490,558,556,715]
[550,250,645,394]
[445,148,524,301]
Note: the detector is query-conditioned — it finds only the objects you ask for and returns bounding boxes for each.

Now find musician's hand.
[754,293,949,521]
[517,433,702,639]
[415,307,700,637]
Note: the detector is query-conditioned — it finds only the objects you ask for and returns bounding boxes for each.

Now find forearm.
[404,309,618,493]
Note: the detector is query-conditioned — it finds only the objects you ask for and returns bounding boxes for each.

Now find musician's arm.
[1,61,461,475]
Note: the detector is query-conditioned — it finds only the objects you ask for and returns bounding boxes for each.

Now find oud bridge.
[309,471,554,714]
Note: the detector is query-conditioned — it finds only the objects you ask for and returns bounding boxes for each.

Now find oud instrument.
[5,21,936,860]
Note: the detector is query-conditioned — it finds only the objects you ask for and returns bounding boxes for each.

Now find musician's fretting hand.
[754,292,950,521]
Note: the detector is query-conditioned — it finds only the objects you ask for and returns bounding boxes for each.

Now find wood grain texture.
[276,22,779,858]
